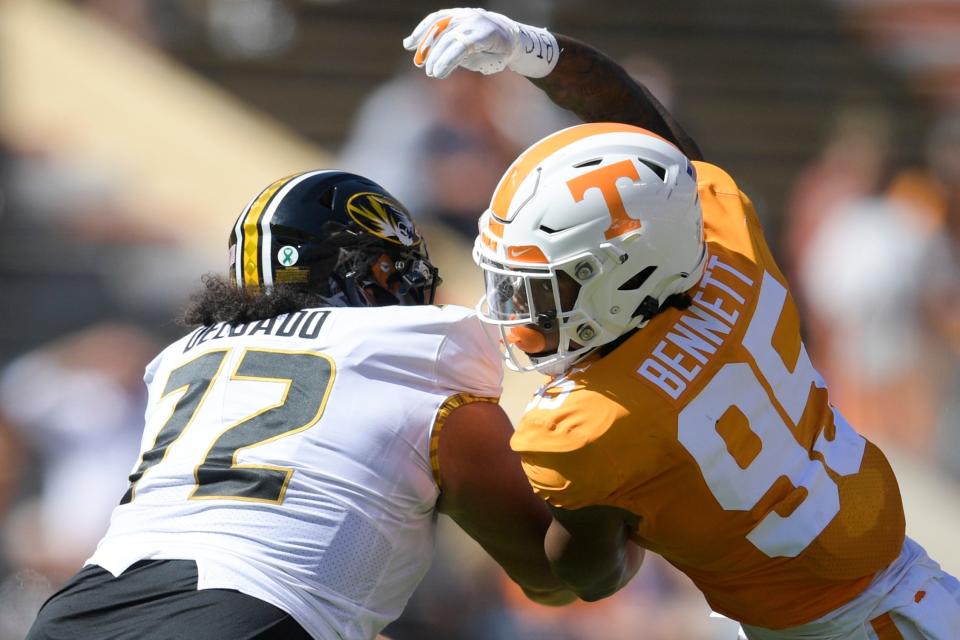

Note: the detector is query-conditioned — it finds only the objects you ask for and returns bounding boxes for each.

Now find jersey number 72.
[121,348,335,505]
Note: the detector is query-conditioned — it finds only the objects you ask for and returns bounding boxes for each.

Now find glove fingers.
[412,16,454,66]
[406,7,519,77]
[428,36,469,79]
[402,9,446,51]
[424,20,488,73]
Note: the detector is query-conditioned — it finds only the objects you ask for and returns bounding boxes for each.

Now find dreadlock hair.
[181,274,334,328]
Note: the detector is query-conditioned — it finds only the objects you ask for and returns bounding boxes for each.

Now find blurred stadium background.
[1,1,959,638]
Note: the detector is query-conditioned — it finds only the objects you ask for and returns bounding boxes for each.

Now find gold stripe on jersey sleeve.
[241,174,298,288]
[869,613,904,640]
[430,393,499,489]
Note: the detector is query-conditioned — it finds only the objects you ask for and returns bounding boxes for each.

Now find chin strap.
[635,295,661,322]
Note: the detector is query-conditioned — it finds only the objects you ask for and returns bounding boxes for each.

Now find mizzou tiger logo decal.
[346,192,421,247]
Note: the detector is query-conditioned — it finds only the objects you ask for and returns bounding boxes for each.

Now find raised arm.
[531,35,702,160]
[404,7,702,160]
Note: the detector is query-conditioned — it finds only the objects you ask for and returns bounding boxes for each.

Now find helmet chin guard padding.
[229,170,440,307]
[473,123,707,373]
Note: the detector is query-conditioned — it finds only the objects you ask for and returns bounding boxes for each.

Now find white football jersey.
[88,304,502,640]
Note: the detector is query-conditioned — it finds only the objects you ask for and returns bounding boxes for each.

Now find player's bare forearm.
[544,504,644,602]
[532,35,703,161]
[436,400,577,606]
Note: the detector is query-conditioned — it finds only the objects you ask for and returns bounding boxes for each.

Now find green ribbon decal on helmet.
[278,245,299,267]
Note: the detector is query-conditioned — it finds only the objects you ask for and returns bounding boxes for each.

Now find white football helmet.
[473,122,707,373]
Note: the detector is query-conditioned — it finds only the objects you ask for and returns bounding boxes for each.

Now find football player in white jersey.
[26,171,574,640]
[406,8,960,639]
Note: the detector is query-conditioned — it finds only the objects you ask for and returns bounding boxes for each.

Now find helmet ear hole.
[317,186,336,209]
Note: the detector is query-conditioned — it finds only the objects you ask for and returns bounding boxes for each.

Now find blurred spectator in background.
[785,105,927,454]
[338,54,680,243]
[783,106,894,320]
[0,324,157,639]
[800,189,936,454]
[0,136,182,362]
[339,68,576,240]
[788,107,960,467]
[68,0,297,58]
[915,114,960,480]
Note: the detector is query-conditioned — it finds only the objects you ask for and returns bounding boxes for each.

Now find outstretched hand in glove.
[402,8,558,79]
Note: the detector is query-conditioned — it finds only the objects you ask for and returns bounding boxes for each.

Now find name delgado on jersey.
[183,309,331,353]
[637,253,753,400]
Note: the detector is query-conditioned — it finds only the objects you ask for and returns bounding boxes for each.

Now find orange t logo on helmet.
[566,159,642,240]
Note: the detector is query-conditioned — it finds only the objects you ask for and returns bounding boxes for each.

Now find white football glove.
[402,8,559,80]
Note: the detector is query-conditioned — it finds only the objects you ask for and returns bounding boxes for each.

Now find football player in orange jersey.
[405,8,960,639]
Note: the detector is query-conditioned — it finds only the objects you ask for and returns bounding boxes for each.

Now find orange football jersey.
[511,161,906,629]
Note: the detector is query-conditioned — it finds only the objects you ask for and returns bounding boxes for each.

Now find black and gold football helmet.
[228,170,440,306]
